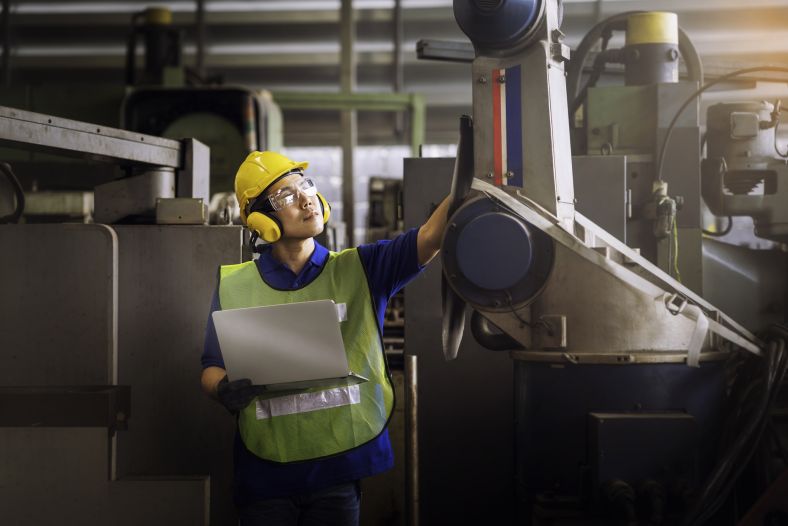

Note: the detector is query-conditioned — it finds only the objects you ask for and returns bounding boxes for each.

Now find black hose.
[470,310,524,351]
[774,102,788,158]
[679,26,704,90]
[693,339,787,525]
[0,162,24,224]
[682,329,788,526]
[568,48,624,119]
[642,480,666,525]
[603,480,638,526]
[567,12,633,108]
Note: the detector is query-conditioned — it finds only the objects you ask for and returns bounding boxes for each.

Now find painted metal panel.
[0,223,118,385]
[0,426,209,526]
[112,225,243,526]
[572,154,627,242]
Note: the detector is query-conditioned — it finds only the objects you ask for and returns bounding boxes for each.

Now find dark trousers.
[239,481,361,526]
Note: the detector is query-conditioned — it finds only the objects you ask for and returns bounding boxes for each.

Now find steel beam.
[0,106,181,167]
[7,8,454,27]
[272,91,424,111]
[271,91,426,156]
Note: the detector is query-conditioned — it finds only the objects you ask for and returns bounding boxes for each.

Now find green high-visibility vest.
[218,248,394,463]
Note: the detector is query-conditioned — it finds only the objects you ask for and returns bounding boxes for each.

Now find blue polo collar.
[256,241,329,280]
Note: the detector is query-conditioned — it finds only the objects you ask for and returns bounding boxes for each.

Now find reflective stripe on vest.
[218,249,394,463]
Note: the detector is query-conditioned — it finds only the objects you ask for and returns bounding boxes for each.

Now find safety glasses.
[249,176,318,214]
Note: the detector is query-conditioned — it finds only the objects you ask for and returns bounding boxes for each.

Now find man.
[201,151,449,525]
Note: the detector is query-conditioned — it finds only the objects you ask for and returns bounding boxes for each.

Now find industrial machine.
[406,0,788,524]
[0,6,281,223]
[0,107,244,525]
[567,10,705,292]
[702,100,788,243]
[2,1,787,525]
[123,7,282,200]
[0,105,409,526]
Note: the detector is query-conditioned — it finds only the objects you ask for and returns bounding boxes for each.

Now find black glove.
[216,376,259,414]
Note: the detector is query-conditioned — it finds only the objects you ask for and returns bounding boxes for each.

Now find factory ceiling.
[2,0,788,143]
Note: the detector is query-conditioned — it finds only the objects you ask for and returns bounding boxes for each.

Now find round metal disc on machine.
[453,0,543,51]
[456,212,533,290]
[442,196,554,311]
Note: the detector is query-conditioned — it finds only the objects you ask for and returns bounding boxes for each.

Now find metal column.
[405,354,419,526]
[392,0,405,138]
[1,0,9,87]
[195,0,206,80]
[340,0,357,246]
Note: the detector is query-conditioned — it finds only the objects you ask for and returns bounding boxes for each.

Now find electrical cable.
[774,102,788,158]
[672,216,681,282]
[769,422,788,469]
[694,339,787,525]
[684,349,773,525]
[683,329,788,526]
[687,338,783,524]
[0,162,25,224]
[504,290,553,336]
[716,348,784,519]
[656,66,788,183]
[667,217,673,278]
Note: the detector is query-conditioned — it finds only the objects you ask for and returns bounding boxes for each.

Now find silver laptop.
[212,299,367,391]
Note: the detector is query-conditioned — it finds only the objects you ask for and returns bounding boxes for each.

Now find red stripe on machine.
[492,68,503,186]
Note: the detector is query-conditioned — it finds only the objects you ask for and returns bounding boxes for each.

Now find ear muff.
[247,191,330,245]
[246,211,283,243]
[317,192,331,224]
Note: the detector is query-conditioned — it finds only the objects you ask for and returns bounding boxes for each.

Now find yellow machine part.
[144,7,172,25]
[626,12,678,46]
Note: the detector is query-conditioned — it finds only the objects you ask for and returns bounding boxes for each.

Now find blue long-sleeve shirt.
[201,227,424,505]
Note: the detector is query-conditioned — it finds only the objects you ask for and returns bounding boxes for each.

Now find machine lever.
[441,115,474,360]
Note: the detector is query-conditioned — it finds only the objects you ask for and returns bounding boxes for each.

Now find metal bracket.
[664,293,688,316]
[156,197,206,225]
[538,314,567,349]
[416,38,474,63]
[550,29,570,62]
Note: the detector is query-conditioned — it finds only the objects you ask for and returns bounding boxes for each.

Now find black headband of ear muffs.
[248,196,275,215]
[248,230,262,253]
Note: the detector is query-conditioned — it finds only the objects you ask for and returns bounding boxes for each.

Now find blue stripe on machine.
[505,64,523,187]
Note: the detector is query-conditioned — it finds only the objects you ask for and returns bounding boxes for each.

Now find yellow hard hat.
[235,151,309,223]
